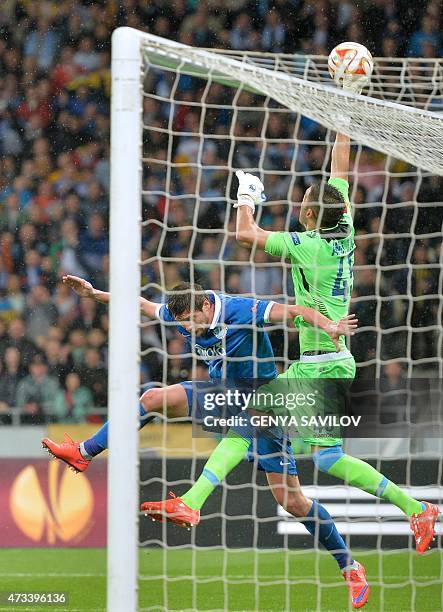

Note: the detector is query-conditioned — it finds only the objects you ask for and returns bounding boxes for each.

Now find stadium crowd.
[0,0,441,423]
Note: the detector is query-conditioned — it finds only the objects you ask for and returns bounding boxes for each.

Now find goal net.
[109,27,443,612]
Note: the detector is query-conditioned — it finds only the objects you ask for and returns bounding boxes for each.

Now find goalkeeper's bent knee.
[312,445,344,472]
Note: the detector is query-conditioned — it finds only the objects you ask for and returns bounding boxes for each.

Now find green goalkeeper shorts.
[278,354,356,447]
[246,354,356,447]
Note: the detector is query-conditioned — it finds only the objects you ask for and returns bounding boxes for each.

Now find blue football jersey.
[156,291,277,381]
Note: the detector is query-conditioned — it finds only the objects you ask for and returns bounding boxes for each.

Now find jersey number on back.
[331,254,353,301]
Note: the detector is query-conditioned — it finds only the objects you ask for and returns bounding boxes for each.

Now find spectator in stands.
[51,46,80,94]
[182,6,219,48]
[230,13,257,51]
[79,213,109,280]
[407,15,442,57]
[0,347,24,423]
[0,318,38,369]
[262,10,286,53]
[82,180,108,217]
[23,250,42,292]
[52,372,93,423]
[71,297,102,332]
[23,16,60,71]
[44,338,69,382]
[381,37,398,58]
[73,36,100,73]
[77,347,108,409]
[0,192,26,233]
[53,282,77,328]
[23,285,58,343]
[50,218,85,277]
[87,327,107,361]
[6,275,26,316]
[15,354,60,424]
[194,236,222,283]
[239,249,283,297]
[67,328,87,369]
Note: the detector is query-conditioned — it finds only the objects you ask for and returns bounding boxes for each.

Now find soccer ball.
[328,42,373,87]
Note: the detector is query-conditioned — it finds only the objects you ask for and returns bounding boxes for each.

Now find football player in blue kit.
[43,274,355,478]
[43,275,362,600]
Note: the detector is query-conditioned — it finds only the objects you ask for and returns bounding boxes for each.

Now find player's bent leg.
[266,472,351,567]
[266,472,311,517]
[43,403,146,469]
[141,431,251,525]
[311,443,440,552]
[301,355,439,551]
[43,384,189,471]
[140,383,256,522]
[311,442,414,503]
[266,472,370,609]
[140,383,189,420]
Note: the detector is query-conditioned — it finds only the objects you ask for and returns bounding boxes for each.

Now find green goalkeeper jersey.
[265,177,354,354]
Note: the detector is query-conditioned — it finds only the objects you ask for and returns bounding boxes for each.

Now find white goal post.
[108,26,443,611]
[108,27,142,612]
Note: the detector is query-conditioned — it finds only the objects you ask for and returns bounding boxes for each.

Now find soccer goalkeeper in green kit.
[232,134,439,556]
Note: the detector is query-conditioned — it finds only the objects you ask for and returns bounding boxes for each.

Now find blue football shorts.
[180,380,297,475]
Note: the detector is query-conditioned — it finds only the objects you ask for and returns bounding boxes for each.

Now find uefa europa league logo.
[9,461,94,544]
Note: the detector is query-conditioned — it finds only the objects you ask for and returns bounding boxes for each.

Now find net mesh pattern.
[133,36,443,611]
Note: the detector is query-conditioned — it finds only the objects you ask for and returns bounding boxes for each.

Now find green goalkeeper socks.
[380,480,424,516]
[181,433,250,511]
[316,448,423,517]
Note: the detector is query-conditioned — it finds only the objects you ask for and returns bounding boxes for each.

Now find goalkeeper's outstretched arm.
[330,132,350,181]
[330,64,365,182]
[236,205,271,249]
[62,275,158,318]
[235,130,353,247]
[234,170,271,249]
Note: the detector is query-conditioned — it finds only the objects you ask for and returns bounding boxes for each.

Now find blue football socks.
[302,500,352,570]
[81,404,153,459]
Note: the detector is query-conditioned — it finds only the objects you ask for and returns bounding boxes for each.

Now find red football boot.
[343,561,370,609]
[410,502,440,554]
[42,433,90,473]
[141,492,200,529]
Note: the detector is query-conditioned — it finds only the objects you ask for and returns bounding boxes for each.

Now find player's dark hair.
[307,182,346,228]
[167,282,206,317]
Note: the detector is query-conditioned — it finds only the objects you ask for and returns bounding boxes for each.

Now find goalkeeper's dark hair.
[307,182,346,228]
[167,282,206,317]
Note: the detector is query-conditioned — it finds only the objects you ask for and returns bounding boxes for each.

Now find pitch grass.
[0,548,441,611]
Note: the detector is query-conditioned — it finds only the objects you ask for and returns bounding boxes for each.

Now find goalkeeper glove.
[235,170,266,213]
[340,73,370,95]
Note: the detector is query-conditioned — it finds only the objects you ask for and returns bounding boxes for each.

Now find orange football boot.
[410,502,440,554]
[141,492,200,529]
[344,561,370,609]
[42,433,90,473]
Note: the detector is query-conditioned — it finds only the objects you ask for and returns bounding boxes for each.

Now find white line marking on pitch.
[0,573,440,581]
[0,572,106,578]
